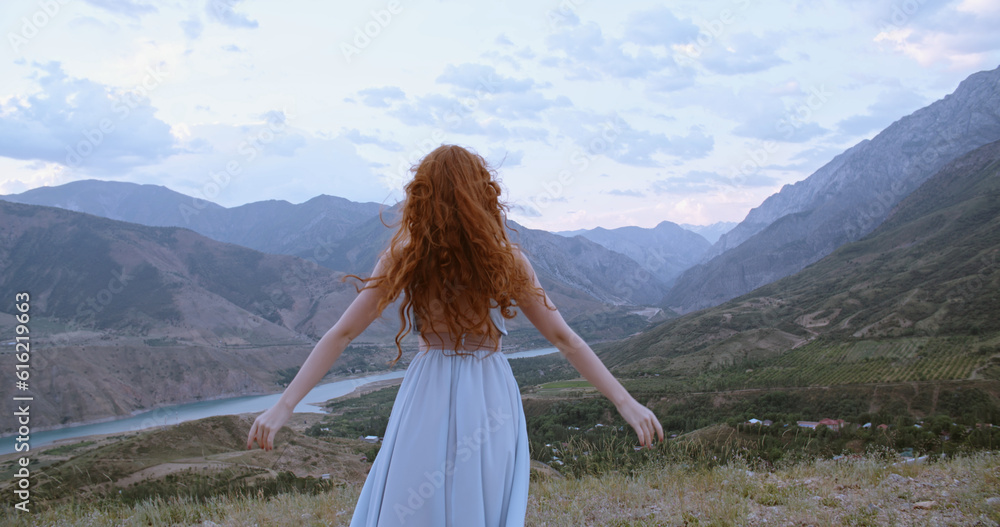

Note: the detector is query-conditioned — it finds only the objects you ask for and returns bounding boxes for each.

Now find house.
[818,418,846,431]
[360,435,381,443]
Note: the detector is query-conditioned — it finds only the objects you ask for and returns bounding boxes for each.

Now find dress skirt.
[349,347,530,527]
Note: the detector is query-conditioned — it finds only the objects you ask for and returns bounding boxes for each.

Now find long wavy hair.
[349,145,548,364]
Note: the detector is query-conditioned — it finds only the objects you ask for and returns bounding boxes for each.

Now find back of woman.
[247,144,663,527]
[349,145,536,526]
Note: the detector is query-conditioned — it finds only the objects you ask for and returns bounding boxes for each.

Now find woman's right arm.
[246,256,389,451]
[513,250,664,448]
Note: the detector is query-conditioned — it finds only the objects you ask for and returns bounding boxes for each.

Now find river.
[1,346,559,455]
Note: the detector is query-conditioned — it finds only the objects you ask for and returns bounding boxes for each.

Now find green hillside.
[598,140,1000,385]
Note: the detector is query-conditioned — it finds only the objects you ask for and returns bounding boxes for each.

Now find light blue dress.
[349,308,529,527]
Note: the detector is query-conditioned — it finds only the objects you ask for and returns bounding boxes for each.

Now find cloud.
[699,83,832,143]
[0,62,175,172]
[81,0,157,19]
[871,0,1000,68]
[543,19,697,90]
[343,128,403,152]
[700,32,788,75]
[179,16,203,39]
[486,148,524,168]
[358,86,406,108]
[652,169,777,194]
[221,44,243,53]
[623,6,699,47]
[836,88,928,136]
[551,110,714,166]
[495,34,514,47]
[607,188,644,197]
[130,121,387,207]
[363,65,566,144]
[205,0,258,29]
[436,63,536,94]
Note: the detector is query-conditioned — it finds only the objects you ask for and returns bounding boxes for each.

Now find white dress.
[349,308,530,526]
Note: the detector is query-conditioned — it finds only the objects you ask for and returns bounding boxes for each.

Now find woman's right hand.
[246,403,293,452]
[616,397,664,449]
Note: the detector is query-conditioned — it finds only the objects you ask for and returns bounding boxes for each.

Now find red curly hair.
[349,144,547,364]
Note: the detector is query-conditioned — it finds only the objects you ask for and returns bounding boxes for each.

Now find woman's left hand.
[616,396,664,449]
[246,403,293,451]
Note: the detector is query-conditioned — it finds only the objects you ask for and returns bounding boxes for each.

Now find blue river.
[1,347,559,455]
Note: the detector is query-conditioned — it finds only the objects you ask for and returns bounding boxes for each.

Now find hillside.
[666,64,1000,313]
[602,139,1000,381]
[0,200,408,432]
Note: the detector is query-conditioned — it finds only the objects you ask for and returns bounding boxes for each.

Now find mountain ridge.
[665,65,1000,313]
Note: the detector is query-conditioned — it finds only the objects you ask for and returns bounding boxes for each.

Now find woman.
[246,144,663,526]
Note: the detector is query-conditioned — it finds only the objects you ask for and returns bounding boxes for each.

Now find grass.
[5,452,999,526]
[539,380,594,389]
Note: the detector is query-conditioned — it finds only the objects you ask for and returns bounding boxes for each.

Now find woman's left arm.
[246,256,388,451]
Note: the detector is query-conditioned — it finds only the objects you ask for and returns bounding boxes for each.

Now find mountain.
[510,222,673,305]
[679,221,737,244]
[554,221,711,287]
[311,204,672,308]
[1,179,382,257]
[665,65,1000,313]
[3,180,667,310]
[602,139,1000,376]
[0,200,407,432]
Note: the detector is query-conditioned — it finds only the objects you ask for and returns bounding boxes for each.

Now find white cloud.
[204,0,258,29]
[0,62,176,173]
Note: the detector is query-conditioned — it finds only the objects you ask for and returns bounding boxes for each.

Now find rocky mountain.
[665,65,1000,313]
[309,203,671,308]
[679,221,737,244]
[510,222,672,305]
[0,200,420,432]
[602,139,1000,373]
[0,200,381,343]
[1,179,382,257]
[4,181,668,310]
[555,221,711,287]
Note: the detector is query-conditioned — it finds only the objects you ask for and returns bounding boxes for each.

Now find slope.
[602,140,1000,381]
[666,64,1000,313]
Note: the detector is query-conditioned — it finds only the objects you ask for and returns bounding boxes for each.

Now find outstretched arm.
[246,256,388,451]
[513,250,664,448]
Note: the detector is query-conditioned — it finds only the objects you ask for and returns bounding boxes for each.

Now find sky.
[1,0,999,231]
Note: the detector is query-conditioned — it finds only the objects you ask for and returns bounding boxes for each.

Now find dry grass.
[4,453,1000,526]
